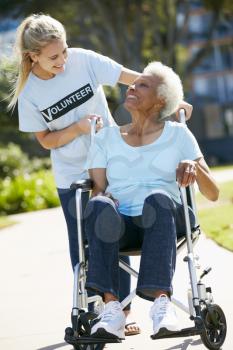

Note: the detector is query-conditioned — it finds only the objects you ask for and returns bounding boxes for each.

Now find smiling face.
[30,38,68,79]
[124,74,165,115]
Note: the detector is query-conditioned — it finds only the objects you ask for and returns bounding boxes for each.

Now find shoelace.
[98,303,121,323]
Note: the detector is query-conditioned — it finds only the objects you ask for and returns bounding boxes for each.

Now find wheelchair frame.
[65,111,227,350]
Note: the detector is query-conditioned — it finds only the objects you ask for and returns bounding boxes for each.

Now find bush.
[0,143,29,178]
[0,170,59,215]
[0,143,59,215]
[0,143,51,179]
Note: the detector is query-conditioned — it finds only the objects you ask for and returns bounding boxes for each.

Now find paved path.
[0,168,232,350]
[1,210,232,350]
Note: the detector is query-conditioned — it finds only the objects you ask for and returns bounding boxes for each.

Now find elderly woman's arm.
[89,168,119,204]
[176,158,219,201]
[89,168,107,196]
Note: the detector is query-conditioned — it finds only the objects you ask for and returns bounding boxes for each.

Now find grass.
[196,181,233,252]
[0,216,16,230]
[210,164,233,172]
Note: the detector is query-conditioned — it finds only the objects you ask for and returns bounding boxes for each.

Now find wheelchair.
[64,179,227,350]
[64,114,227,350]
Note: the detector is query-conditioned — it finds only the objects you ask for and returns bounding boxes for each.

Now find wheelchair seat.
[119,226,201,256]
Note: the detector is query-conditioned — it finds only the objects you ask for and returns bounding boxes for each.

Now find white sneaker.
[150,294,180,335]
[93,299,104,315]
[91,301,126,339]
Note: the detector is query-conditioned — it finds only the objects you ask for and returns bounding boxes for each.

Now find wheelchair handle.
[179,108,186,124]
[90,117,97,146]
[178,107,198,220]
[70,179,93,191]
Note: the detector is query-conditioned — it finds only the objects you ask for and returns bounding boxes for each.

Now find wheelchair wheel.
[65,312,106,350]
[200,304,227,350]
[73,345,105,350]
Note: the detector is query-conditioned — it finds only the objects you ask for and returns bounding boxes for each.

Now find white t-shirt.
[87,121,203,216]
[18,48,122,188]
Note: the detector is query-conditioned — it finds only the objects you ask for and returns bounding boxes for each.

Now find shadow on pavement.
[37,342,70,350]
[165,337,202,349]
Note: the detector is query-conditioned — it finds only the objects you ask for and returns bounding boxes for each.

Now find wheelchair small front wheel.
[200,304,227,350]
[73,345,105,350]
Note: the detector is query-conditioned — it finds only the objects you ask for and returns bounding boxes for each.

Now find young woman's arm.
[176,157,219,201]
[118,67,141,85]
[35,115,102,149]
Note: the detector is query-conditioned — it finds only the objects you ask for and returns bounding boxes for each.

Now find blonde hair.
[143,62,184,119]
[8,14,66,110]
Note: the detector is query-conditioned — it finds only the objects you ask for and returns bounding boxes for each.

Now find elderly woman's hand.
[175,101,193,121]
[176,160,197,187]
[97,192,119,207]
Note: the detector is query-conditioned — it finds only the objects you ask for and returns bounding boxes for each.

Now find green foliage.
[0,59,16,114]
[0,143,50,178]
[196,179,233,251]
[198,204,233,251]
[0,143,29,178]
[0,170,59,215]
[1,0,232,103]
[0,143,58,215]
[0,61,48,158]
[204,0,233,14]
[0,1,186,72]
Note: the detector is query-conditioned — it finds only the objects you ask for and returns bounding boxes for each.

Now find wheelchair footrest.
[65,334,121,346]
[151,326,203,340]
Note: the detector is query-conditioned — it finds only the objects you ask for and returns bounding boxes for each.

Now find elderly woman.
[84,62,219,340]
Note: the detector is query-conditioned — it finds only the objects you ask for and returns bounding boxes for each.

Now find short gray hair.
[143,61,184,119]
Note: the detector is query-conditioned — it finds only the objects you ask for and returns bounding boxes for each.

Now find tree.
[2,1,231,78]
[0,0,232,101]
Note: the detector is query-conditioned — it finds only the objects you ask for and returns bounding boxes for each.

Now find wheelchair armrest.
[70,179,94,191]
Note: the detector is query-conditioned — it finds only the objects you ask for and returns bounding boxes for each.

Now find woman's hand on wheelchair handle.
[97,191,119,207]
[79,114,103,134]
[176,160,197,187]
[175,101,193,121]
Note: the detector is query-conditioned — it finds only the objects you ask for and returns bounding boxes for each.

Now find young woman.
[9,13,193,335]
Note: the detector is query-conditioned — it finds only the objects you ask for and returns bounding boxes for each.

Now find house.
[186,0,233,164]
